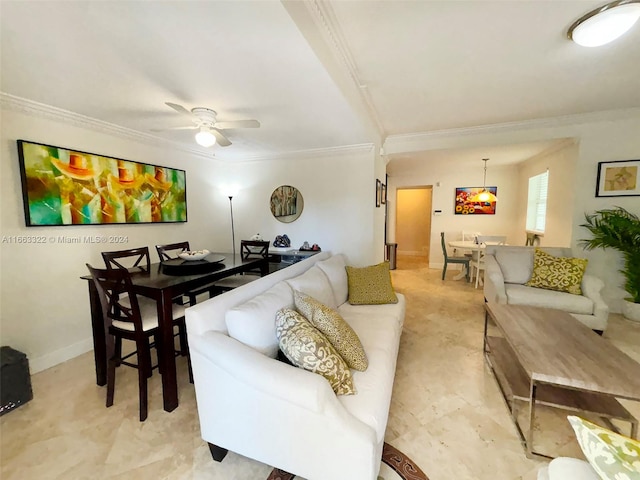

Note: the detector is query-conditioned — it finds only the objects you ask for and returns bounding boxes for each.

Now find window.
[526,170,549,234]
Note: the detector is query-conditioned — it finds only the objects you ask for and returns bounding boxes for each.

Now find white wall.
[516,140,578,247]
[213,147,377,266]
[387,162,521,267]
[0,107,379,372]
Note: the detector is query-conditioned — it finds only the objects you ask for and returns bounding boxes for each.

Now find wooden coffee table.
[484,302,640,459]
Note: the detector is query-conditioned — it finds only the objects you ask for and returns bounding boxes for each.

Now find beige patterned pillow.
[294,290,368,371]
[345,261,398,305]
[568,415,640,480]
[275,308,355,395]
[525,248,587,295]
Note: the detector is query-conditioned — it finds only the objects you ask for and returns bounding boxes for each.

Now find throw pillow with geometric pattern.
[525,248,587,295]
[275,308,356,396]
[294,290,368,371]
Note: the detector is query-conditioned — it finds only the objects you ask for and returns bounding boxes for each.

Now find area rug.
[266,442,428,480]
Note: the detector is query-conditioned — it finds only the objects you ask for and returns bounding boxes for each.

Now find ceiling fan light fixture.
[568,0,640,47]
[195,127,216,147]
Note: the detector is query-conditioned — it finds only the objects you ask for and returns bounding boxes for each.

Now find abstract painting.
[17,140,187,226]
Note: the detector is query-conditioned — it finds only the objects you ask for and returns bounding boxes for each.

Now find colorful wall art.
[17,140,187,226]
[454,187,497,215]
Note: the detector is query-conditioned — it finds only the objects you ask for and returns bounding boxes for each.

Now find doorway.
[395,186,432,269]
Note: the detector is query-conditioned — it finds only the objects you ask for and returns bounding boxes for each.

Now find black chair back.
[102,247,150,272]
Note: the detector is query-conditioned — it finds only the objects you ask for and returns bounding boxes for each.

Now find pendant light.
[471,158,497,203]
[568,0,640,47]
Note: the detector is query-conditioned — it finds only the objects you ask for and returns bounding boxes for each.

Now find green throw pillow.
[568,415,640,480]
[294,290,368,371]
[345,261,398,305]
[275,308,356,396]
[525,248,587,295]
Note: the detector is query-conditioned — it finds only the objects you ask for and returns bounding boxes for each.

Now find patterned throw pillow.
[294,290,368,371]
[345,261,398,305]
[567,416,640,480]
[275,308,356,395]
[525,248,587,295]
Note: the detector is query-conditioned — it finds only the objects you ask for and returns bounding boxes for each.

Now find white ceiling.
[2,1,639,164]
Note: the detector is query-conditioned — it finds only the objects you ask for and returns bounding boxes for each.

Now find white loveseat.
[185,252,405,480]
[483,246,609,332]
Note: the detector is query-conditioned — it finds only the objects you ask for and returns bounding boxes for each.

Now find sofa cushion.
[525,248,587,295]
[275,308,355,396]
[336,301,404,442]
[294,290,368,371]
[543,457,599,480]
[285,265,337,309]
[345,262,398,305]
[225,282,293,358]
[495,248,535,284]
[505,284,594,315]
[568,416,640,480]
[316,254,349,306]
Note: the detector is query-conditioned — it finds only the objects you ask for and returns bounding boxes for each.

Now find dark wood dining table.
[82,252,268,413]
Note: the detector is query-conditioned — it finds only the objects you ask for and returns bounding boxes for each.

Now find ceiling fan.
[152,102,260,147]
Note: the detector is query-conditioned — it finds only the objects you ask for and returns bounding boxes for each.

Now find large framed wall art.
[17,140,187,226]
[595,159,640,197]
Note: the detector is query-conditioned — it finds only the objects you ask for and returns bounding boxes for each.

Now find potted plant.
[579,207,640,322]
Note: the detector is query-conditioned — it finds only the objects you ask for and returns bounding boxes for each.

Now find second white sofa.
[483,245,609,332]
[185,252,405,480]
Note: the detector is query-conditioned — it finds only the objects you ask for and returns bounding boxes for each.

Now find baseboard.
[28,338,94,374]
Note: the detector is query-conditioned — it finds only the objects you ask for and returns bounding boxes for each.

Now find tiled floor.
[2,255,639,479]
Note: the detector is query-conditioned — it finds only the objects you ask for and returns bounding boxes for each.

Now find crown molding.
[0,92,217,160]
[383,108,640,155]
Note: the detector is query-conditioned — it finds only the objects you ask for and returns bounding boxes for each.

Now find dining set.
[442,232,507,287]
[82,240,270,421]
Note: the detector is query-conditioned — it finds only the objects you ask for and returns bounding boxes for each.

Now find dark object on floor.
[0,346,33,416]
[265,442,428,480]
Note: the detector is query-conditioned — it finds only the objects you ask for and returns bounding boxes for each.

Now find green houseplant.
[579,207,640,322]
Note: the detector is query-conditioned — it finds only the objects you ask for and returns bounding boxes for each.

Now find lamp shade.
[195,127,216,147]
[569,1,640,47]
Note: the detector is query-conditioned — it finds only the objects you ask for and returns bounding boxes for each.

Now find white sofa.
[185,252,405,480]
[483,246,609,332]
[537,457,599,480]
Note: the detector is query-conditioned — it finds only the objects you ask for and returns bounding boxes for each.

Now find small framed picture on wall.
[595,159,640,197]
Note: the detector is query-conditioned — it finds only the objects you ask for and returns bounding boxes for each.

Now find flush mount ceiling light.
[568,0,640,47]
[195,126,217,148]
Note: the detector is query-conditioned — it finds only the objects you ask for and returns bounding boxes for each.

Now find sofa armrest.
[483,254,507,303]
[581,274,609,319]
[190,331,338,413]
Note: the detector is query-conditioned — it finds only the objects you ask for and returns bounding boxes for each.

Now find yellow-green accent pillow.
[345,261,398,305]
[567,416,640,480]
[275,308,355,396]
[525,248,587,295]
[294,290,368,371]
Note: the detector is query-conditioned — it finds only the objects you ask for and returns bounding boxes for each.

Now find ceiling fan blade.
[150,125,198,132]
[165,102,193,117]
[212,129,232,147]
[214,119,260,129]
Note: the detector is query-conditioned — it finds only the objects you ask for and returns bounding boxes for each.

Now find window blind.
[526,170,549,234]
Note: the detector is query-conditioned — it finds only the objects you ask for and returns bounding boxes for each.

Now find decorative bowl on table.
[178,249,210,261]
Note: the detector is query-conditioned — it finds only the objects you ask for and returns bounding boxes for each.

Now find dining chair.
[441,232,470,281]
[155,241,223,306]
[469,235,507,288]
[86,263,187,421]
[214,239,270,291]
[102,246,189,358]
[460,231,482,257]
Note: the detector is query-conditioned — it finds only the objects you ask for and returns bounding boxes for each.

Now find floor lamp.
[228,195,236,259]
